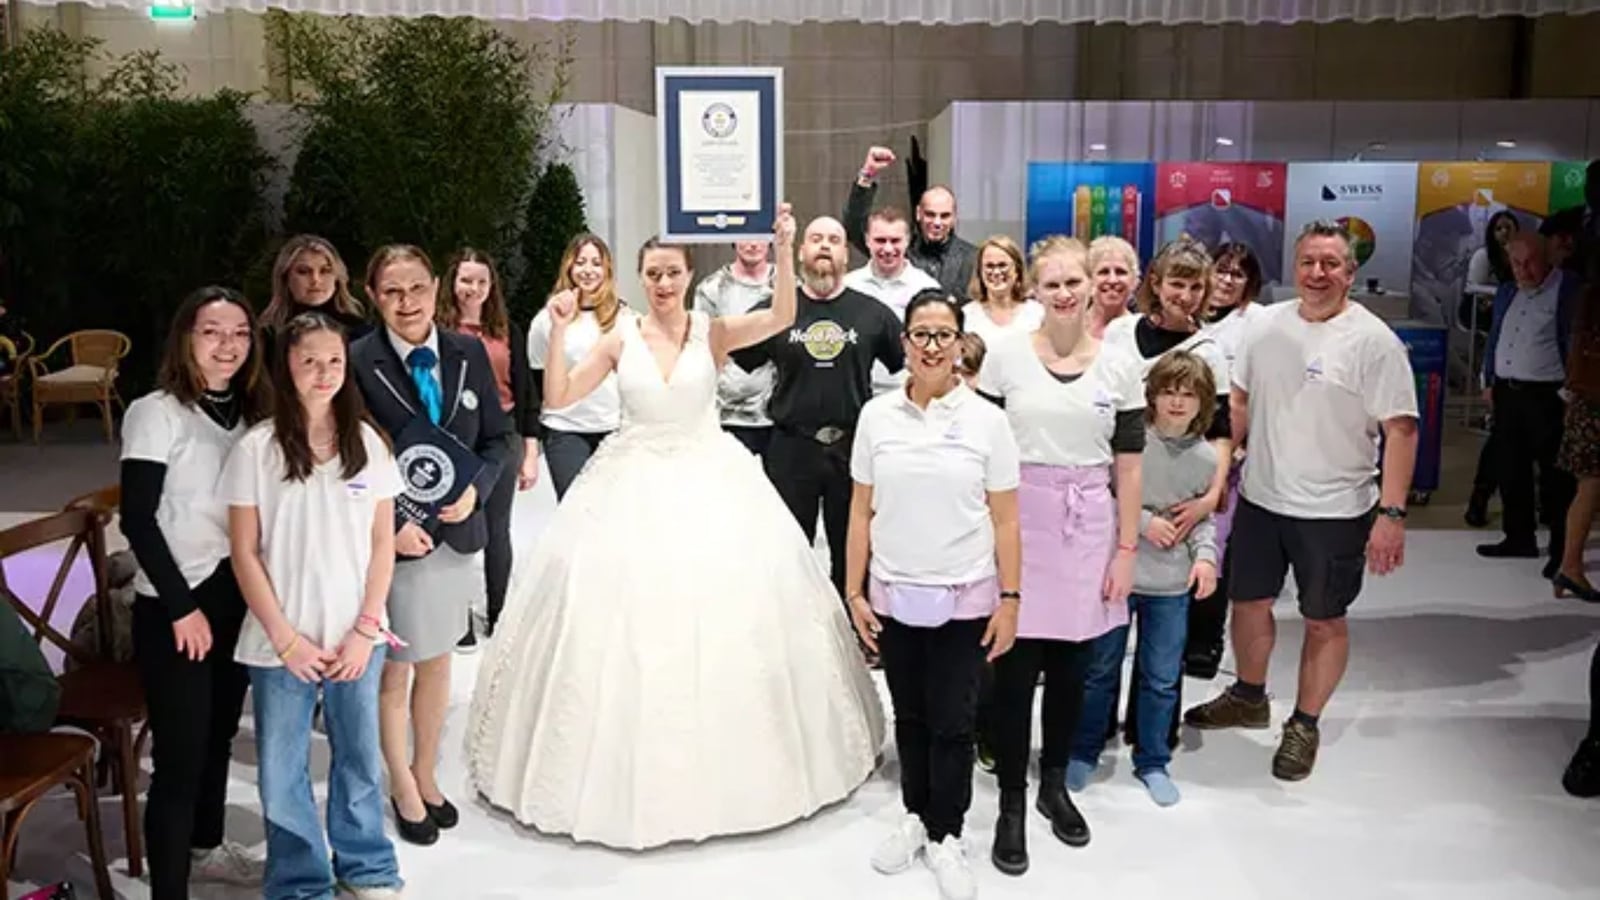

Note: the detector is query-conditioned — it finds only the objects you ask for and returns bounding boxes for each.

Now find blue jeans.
[249,649,401,900]
[1071,592,1190,772]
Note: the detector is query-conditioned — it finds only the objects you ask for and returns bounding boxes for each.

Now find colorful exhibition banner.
[1393,323,1448,495]
[1025,162,1156,261]
[1154,162,1287,288]
[1282,162,1418,295]
[1412,161,1550,331]
[1551,160,1589,214]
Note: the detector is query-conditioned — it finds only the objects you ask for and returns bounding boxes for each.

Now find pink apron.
[1017,463,1122,642]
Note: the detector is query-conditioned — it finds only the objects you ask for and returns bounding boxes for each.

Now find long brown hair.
[157,286,270,425]
[437,247,509,339]
[966,235,1028,306]
[554,233,621,332]
[262,235,364,329]
[270,312,377,482]
[1137,236,1213,321]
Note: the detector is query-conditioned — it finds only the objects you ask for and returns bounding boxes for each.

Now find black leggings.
[132,563,250,900]
[992,637,1089,791]
[482,435,525,630]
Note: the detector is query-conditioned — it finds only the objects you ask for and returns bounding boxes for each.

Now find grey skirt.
[387,544,483,663]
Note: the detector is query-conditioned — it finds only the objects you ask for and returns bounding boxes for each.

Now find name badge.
[461,388,479,411]
[346,481,370,500]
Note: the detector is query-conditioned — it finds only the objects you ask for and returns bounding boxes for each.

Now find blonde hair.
[262,235,363,329]
[1087,235,1140,281]
[1136,236,1213,319]
[1028,234,1089,284]
[966,235,1028,306]
[1144,350,1216,437]
[554,234,622,333]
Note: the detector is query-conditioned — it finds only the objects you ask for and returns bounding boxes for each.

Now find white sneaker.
[870,813,927,874]
[343,885,405,899]
[924,835,977,900]
[190,840,265,886]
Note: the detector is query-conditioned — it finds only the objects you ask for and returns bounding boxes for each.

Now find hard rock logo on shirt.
[789,320,859,363]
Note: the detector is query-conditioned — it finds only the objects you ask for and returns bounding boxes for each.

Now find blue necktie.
[407,346,443,425]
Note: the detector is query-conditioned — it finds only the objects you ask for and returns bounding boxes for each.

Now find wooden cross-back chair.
[0,503,147,879]
[0,732,114,899]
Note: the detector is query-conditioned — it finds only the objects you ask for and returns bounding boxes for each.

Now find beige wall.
[15,6,1598,265]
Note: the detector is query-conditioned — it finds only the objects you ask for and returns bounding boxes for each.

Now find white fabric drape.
[22,0,1600,24]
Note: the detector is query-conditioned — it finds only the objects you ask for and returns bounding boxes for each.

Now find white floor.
[8,475,1600,899]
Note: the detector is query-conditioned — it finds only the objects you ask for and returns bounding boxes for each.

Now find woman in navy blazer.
[349,244,512,847]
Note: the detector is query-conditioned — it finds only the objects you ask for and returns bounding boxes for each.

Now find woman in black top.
[260,235,371,360]
[120,286,271,897]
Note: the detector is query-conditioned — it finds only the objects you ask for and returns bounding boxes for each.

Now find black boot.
[991,789,1029,875]
[1036,768,1090,847]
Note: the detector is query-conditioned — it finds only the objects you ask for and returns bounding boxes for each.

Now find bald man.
[844,146,978,299]
[1478,232,1581,573]
[733,216,905,603]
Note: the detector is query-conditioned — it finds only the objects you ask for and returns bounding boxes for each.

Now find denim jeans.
[249,649,401,900]
[1071,592,1190,773]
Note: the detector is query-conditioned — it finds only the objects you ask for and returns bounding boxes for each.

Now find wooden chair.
[0,507,147,879]
[0,331,33,441]
[28,330,130,444]
[0,732,114,900]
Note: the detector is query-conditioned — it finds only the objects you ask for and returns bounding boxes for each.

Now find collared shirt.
[387,325,441,384]
[844,262,940,394]
[850,381,1020,586]
[1495,268,1567,383]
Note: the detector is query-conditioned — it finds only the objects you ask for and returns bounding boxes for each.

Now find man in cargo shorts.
[1182,220,1420,781]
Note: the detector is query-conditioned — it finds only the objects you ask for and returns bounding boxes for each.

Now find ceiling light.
[1496,140,1517,149]
[1214,137,1234,147]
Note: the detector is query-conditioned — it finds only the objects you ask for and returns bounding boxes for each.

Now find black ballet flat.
[391,798,439,846]
[1552,573,1600,604]
[424,795,459,829]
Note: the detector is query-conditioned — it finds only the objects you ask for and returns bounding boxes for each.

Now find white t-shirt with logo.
[120,391,243,595]
[851,384,1021,585]
[976,331,1146,467]
[963,299,1045,347]
[1103,312,1231,400]
[528,305,636,434]
[1234,299,1419,519]
[1202,302,1265,370]
[221,422,404,668]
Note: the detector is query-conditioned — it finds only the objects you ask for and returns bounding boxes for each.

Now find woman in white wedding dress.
[467,206,887,850]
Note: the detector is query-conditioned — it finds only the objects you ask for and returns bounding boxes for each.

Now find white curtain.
[24,0,1600,24]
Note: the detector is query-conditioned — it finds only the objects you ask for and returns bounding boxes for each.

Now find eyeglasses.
[1214,269,1247,282]
[906,328,960,349]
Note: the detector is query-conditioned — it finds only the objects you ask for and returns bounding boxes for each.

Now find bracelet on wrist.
[1117,543,1138,554]
[277,633,301,660]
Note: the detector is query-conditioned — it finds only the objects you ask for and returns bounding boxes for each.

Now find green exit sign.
[148,2,195,20]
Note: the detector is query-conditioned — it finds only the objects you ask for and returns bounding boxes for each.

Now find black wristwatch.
[1000,590,1021,601]
[1378,505,1407,520]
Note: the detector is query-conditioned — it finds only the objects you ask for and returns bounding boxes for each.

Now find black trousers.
[545,428,609,501]
[1472,431,1500,498]
[131,563,250,900]
[482,434,525,630]
[1493,380,1574,554]
[1184,543,1234,660]
[879,616,988,842]
[1589,638,1600,742]
[764,428,852,599]
[992,637,1089,792]
[725,424,773,458]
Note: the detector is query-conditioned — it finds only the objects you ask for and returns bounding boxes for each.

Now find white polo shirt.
[844,261,941,395]
[528,305,636,434]
[1234,299,1418,519]
[850,382,1020,586]
[963,299,1045,347]
[976,331,1146,467]
[120,391,243,596]
[221,422,403,668]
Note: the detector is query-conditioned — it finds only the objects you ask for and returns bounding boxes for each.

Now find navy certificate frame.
[655,66,784,243]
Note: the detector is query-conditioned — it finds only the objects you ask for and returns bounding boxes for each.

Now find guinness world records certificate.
[656,67,783,243]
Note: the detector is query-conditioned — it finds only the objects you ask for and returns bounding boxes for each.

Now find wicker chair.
[0,330,33,440]
[28,330,131,444]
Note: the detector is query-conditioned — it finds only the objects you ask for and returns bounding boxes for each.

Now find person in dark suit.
[437,248,541,648]
[349,244,512,847]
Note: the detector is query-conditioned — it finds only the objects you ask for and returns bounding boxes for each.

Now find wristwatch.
[1378,505,1407,520]
[1000,590,1021,602]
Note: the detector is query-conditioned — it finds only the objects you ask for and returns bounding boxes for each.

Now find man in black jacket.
[843,144,978,299]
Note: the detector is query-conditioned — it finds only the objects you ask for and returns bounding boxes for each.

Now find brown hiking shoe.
[1272,719,1320,781]
[1182,690,1271,730]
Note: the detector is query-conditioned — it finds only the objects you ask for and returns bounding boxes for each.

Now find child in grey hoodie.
[1067,350,1220,807]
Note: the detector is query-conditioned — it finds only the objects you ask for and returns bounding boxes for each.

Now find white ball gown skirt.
[467,422,887,850]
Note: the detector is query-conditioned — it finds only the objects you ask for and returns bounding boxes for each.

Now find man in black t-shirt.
[734,215,904,601]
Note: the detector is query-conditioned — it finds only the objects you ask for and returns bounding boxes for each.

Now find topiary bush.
[517,161,589,323]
